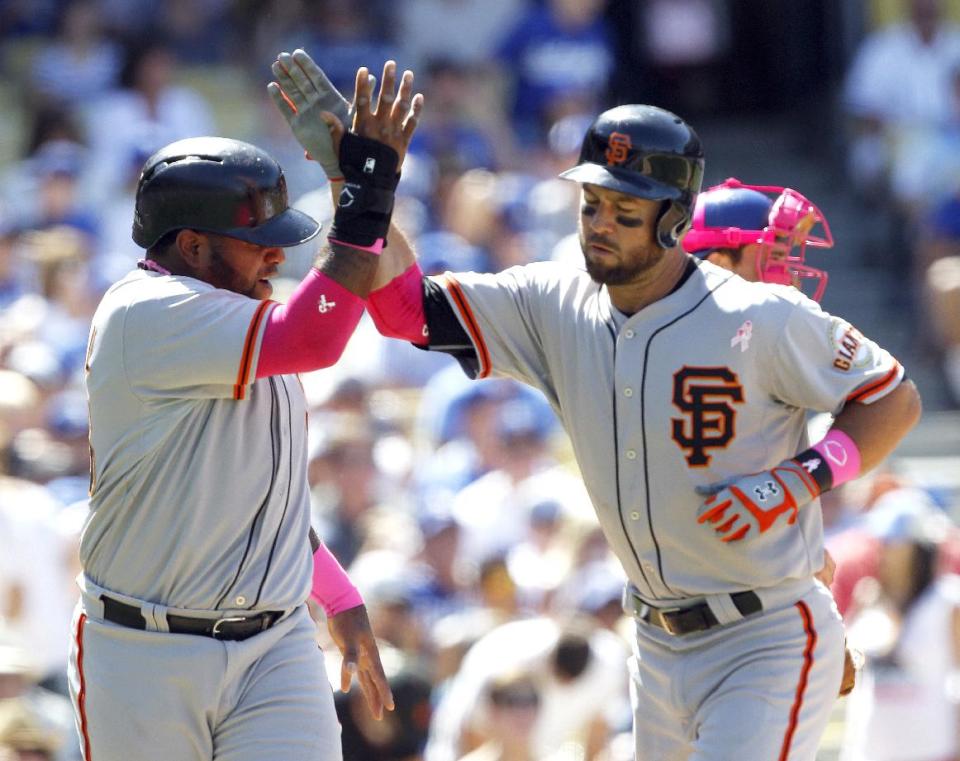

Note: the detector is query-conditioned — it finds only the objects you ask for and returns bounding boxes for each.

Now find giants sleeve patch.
[828,319,873,372]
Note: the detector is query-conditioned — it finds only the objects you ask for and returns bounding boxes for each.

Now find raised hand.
[269,49,352,180]
[350,60,423,166]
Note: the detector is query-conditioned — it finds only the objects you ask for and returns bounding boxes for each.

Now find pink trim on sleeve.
[256,269,365,378]
[367,261,429,345]
[812,429,862,488]
[311,544,364,617]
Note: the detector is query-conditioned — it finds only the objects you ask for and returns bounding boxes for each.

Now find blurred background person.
[841,490,960,761]
[456,672,542,761]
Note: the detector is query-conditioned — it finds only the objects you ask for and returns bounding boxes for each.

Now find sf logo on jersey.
[671,367,744,467]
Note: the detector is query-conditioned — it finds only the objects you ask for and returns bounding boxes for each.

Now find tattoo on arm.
[313,242,380,298]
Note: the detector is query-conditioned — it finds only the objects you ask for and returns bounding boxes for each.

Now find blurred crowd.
[0,1,959,759]
[843,0,960,406]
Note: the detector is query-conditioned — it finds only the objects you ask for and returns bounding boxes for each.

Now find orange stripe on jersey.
[75,613,92,760]
[846,361,901,404]
[442,274,491,379]
[234,301,273,400]
[778,601,817,761]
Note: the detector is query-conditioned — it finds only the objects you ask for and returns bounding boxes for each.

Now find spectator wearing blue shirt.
[496,0,614,144]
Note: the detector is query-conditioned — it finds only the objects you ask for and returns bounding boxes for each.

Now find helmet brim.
[558,163,682,202]
[223,207,322,248]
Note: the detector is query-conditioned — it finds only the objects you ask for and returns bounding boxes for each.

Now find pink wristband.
[328,236,384,255]
[811,429,862,488]
[311,544,364,617]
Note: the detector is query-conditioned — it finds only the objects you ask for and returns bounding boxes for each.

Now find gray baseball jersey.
[82,268,312,612]
[430,259,902,602]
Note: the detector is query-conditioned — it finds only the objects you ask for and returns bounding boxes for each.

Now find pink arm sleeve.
[256,269,365,378]
[367,262,429,345]
[311,543,364,617]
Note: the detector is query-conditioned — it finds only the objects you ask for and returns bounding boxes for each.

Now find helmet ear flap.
[656,201,692,249]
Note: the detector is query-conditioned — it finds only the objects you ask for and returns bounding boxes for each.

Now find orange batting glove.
[696,459,822,543]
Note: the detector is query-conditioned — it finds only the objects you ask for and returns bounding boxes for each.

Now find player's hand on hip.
[695,460,821,543]
[326,604,395,720]
[814,547,837,587]
[350,60,423,166]
[269,48,353,179]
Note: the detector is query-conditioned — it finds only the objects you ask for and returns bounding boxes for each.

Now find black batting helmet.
[132,136,321,249]
[559,104,705,248]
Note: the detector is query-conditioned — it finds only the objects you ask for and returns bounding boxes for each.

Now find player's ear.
[175,229,210,269]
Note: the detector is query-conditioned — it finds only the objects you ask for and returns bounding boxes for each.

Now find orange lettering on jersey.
[671,366,745,467]
[832,326,862,372]
[605,132,632,165]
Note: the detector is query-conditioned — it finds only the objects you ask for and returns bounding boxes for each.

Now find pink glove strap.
[311,544,364,617]
[328,236,384,255]
[812,429,861,488]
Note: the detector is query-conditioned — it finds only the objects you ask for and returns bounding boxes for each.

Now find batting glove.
[695,459,822,543]
[268,49,354,180]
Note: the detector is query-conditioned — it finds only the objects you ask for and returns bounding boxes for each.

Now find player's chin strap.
[696,430,861,543]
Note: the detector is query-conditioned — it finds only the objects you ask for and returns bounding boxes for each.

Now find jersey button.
[625,329,635,339]
[623,387,633,397]
[235,595,246,606]
[630,511,641,520]
[626,449,637,460]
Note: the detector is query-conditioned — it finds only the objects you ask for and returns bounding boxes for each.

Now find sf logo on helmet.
[605,132,632,166]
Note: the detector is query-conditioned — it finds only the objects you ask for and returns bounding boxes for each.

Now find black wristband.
[792,448,834,495]
[329,132,400,247]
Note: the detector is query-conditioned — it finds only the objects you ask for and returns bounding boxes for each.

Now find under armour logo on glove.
[695,460,822,543]
[753,481,779,502]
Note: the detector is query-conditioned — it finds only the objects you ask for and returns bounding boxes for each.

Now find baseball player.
[682,178,866,698]
[682,177,833,302]
[69,60,422,760]
[362,104,922,759]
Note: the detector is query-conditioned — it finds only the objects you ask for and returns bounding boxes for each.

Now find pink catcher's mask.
[683,178,834,301]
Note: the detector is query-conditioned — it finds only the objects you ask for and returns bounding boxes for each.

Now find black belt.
[625,589,762,636]
[100,595,284,641]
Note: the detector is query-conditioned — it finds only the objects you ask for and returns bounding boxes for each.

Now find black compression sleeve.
[420,277,481,379]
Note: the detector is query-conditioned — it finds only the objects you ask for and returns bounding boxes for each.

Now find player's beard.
[209,239,268,299]
[580,231,665,286]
